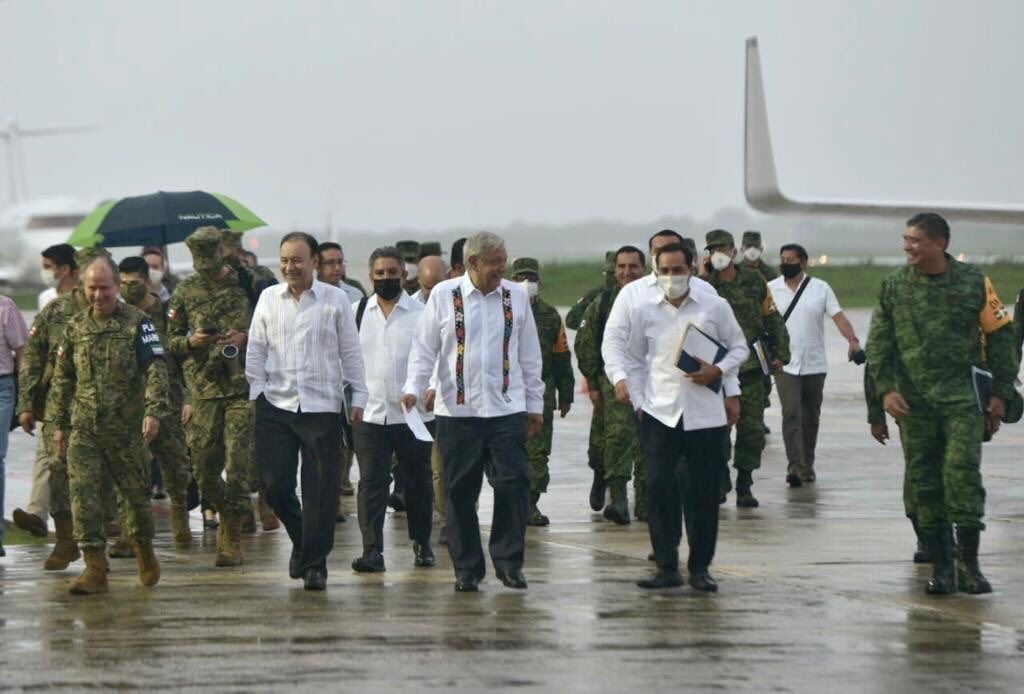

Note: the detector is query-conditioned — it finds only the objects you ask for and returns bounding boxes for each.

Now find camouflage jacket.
[141,295,186,411]
[50,303,170,434]
[574,286,618,389]
[707,264,791,373]
[531,297,575,410]
[863,366,885,425]
[166,269,253,400]
[743,259,778,282]
[867,256,1019,410]
[16,289,89,419]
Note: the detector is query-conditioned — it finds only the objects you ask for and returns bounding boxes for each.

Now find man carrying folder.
[604,242,748,592]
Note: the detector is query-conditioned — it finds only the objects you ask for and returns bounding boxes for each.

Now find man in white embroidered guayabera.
[403,231,544,593]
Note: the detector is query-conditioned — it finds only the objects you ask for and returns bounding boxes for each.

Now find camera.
[850,349,867,365]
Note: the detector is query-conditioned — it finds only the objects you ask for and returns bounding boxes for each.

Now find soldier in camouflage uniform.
[16,247,111,572]
[703,229,790,508]
[565,250,617,510]
[117,257,193,548]
[167,227,254,567]
[574,246,648,524]
[50,255,169,594]
[510,258,574,526]
[741,231,778,422]
[867,212,1019,595]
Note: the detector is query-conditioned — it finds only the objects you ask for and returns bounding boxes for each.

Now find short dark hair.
[906,212,951,243]
[450,237,467,268]
[779,243,808,262]
[653,242,694,268]
[280,231,319,256]
[647,229,684,251]
[615,245,646,268]
[42,243,76,270]
[317,242,343,257]
[118,256,150,278]
[243,250,258,262]
[368,246,404,271]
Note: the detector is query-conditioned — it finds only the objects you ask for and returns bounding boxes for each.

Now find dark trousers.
[639,412,726,574]
[435,413,529,580]
[254,395,341,574]
[352,420,434,553]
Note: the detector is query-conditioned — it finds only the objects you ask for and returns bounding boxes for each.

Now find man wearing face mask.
[348,247,435,572]
[606,243,747,592]
[395,240,422,295]
[510,258,574,526]
[115,257,193,548]
[702,230,790,508]
[574,245,647,523]
[740,231,777,282]
[142,247,178,302]
[37,244,77,310]
[768,244,860,487]
[167,227,254,567]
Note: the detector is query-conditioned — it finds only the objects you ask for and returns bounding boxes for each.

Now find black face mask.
[373,277,403,300]
[779,263,802,279]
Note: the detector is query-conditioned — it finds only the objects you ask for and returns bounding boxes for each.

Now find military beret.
[680,238,697,255]
[741,231,762,247]
[704,229,734,249]
[419,241,443,259]
[395,240,421,262]
[511,257,540,277]
[186,226,225,253]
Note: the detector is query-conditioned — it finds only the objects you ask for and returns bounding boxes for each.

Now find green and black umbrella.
[67,190,265,248]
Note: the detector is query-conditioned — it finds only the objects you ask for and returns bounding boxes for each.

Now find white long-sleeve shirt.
[404,274,545,418]
[246,279,368,413]
[355,292,433,425]
[621,288,748,430]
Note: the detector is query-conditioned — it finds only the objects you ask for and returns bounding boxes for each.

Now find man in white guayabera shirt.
[604,242,747,594]
[402,231,544,593]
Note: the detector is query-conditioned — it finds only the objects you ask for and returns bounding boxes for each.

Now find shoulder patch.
[167,307,177,320]
[980,276,1011,334]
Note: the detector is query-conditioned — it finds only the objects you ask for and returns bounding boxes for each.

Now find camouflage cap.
[741,230,762,247]
[419,241,443,259]
[511,257,540,278]
[603,250,616,273]
[185,226,225,267]
[704,229,734,249]
[395,240,421,262]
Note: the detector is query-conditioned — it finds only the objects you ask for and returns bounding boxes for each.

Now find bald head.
[417,256,448,300]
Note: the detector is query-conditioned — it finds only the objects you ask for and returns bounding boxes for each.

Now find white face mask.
[743,247,762,262]
[519,280,539,299]
[657,273,690,299]
[40,268,59,287]
[710,251,733,271]
[405,263,418,281]
[149,268,164,286]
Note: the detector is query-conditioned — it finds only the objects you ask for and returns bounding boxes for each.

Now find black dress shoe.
[496,568,528,590]
[388,492,406,513]
[454,574,479,592]
[303,567,327,591]
[289,550,302,579]
[786,473,802,488]
[413,541,435,567]
[637,570,684,589]
[688,571,719,592]
[647,552,656,562]
[352,549,386,573]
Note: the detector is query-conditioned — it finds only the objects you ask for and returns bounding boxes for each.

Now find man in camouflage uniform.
[396,240,421,295]
[565,250,616,510]
[117,257,193,548]
[16,247,110,572]
[511,258,574,526]
[867,212,1019,596]
[741,231,778,425]
[50,255,169,594]
[167,226,254,567]
[574,246,647,524]
[703,229,790,508]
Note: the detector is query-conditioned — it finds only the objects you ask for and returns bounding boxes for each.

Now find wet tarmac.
[2,309,1024,692]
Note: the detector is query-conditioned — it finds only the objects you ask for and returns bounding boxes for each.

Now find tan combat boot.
[44,512,82,571]
[257,492,280,531]
[69,548,110,595]
[134,541,161,587]
[109,537,135,558]
[170,496,192,547]
[215,515,244,567]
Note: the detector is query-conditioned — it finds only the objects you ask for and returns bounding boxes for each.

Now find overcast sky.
[2,0,1022,233]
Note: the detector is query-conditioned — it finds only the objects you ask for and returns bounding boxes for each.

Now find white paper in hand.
[402,402,434,442]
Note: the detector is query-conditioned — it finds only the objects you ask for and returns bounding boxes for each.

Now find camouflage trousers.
[597,375,645,494]
[899,409,986,533]
[724,370,766,474]
[186,396,253,519]
[68,428,153,550]
[526,409,555,495]
[149,411,191,499]
[587,398,605,474]
[43,421,72,516]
